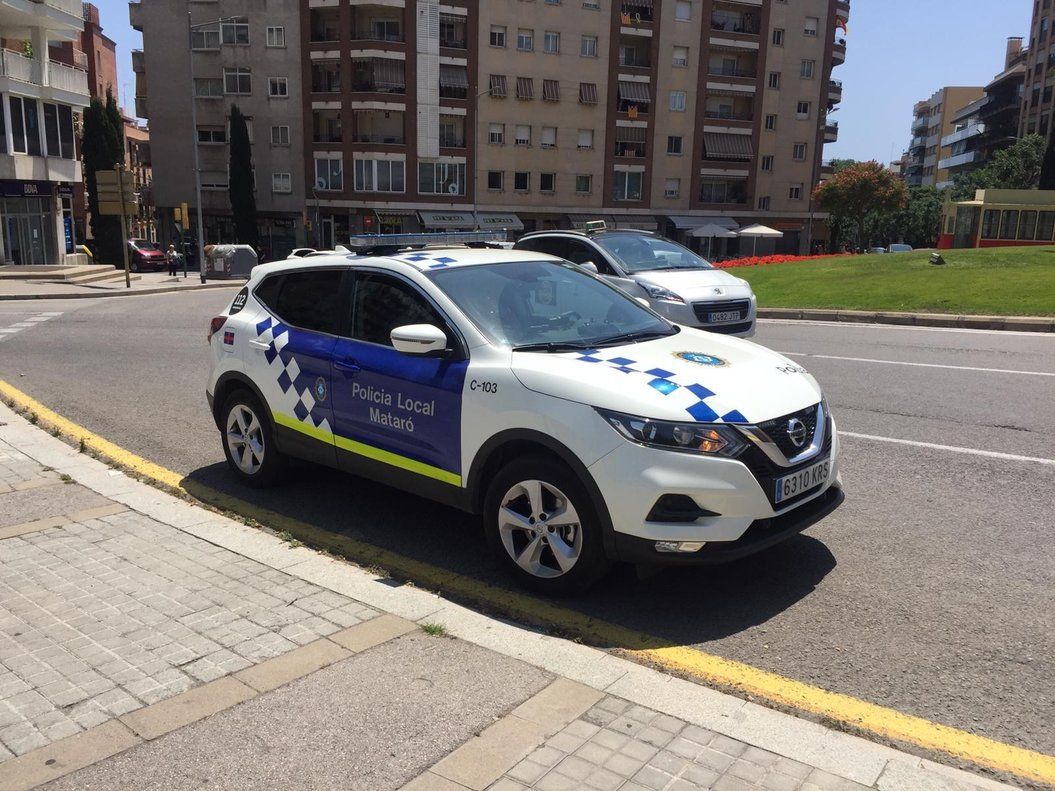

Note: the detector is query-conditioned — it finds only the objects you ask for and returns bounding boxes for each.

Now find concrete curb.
[0,401,1019,791]
[757,307,1055,333]
[0,282,243,301]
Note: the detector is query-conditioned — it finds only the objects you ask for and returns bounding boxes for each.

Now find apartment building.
[904,86,984,188]
[130,0,307,259]
[937,39,1027,189]
[133,0,848,256]
[0,0,89,264]
[80,1,115,99]
[1021,0,1055,139]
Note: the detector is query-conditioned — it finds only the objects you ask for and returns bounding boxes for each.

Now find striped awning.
[542,79,560,101]
[371,59,405,90]
[623,0,653,7]
[439,64,468,88]
[619,80,651,102]
[516,76,534,99]
[579,82,599,104]
[615,125,647,142]
[489,74,507,97]
[703,132,753,160]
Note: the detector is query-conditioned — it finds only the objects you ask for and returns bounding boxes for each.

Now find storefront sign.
[57,183,74,198]
[63,216,73,253]
[0,180,54,198]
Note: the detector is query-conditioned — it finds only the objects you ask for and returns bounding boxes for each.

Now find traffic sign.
[98,201,137,217]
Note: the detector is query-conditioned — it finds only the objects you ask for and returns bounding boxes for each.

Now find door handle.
[248,339,270,350]
[334,357,361,373]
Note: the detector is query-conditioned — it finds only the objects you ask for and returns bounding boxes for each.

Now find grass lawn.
[734,246,1055,316]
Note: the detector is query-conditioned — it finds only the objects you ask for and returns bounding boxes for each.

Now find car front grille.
[691,299,751,325]
[757,404,820,459]
[737,411,832,509]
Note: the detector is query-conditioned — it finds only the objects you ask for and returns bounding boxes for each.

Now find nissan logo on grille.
[787,417,809,449]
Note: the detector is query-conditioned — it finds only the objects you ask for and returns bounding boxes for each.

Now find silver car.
[514,229,757,337]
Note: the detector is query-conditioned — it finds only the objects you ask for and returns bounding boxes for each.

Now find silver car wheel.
[226,404,265,475]
[498,479,582,579]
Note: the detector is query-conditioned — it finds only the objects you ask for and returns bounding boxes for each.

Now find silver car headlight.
[597,409,748,457]
[642,284,685,304]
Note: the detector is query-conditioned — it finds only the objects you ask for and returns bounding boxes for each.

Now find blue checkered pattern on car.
[393,251,459,269]
[254,317,332,432]
[571,350,747,423]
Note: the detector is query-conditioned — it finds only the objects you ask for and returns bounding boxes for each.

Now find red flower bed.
[713,253,854,269]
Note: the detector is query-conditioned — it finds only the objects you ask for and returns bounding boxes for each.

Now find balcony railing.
[351,81,405,94]
[708,65,756,78]
[38,0,82,18]
[0,50,41,84]
[352,133,405,144]
[48,59,89,95]
[351,29,404,42]
[618,55,651,68]
[440,36,467,49]
[703,108,753,121]
[614,142,646,158]
[711,16,760,35]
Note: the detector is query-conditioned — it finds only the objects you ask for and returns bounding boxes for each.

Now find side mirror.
[391,324,448,356]
[579,261,599,274]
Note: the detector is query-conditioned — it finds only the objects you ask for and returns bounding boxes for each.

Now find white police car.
[206,247,843,593]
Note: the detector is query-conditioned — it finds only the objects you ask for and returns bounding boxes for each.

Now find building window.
[315,156,343,191]
[673,46,689,67]
[194,77,223,98]
[765,114,777,131]
[515,124,531,146]
[768,72,781,89]
[8,97,40,156]
[268,77,288,97]
[220,17,249,45]
[980,209,999,239]
[419,161,465,195]
[196,126,227,144]
[772,28,784,46]
[224,68,252,95]
[514,171,530,191]
[43,103,74,159]
[516,76,534,100]
[541,126,557,148]
[540,172,556,192]
[191,27,220,50]
[999,210,1020,240]
[575,174,592,193]
[272,172,291,193]
[792,142,807,160]
[804,16,818,36]
[669,90,686,111]
[542,80,561,101]
[580,35,598,57]
[613,170,643,201]
[266,26,285,47]
[271,125,290,146]
[439,115,465,147]
[490,25,506,47]
[667,135,683,155]
[664,178,680,198]
[761,155,774,171]
[489,74,508,98]
[757,196,770,210]
[675,1,691,21]
[544,31,560,53]
[789,184,803,199]
[489,123,505,144]
[577,129,594,149]
[1020,210,1039,240]
[800,59,816,79]
[487,171,503,190]
[353,159,406,192]
[517,28,534,51]
[579,83,598,104]
[796,101,811,118]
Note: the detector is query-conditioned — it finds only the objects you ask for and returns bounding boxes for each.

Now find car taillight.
[208,316,227,344]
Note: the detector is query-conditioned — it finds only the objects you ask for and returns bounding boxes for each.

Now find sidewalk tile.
[119,676,255,741]
[0,719,138,791]
[235,638,350,693]
[329,612,414,653]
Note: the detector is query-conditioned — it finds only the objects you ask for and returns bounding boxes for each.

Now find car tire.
[220,389,284,488]
[130,259,140,273]
[483,457,610,595]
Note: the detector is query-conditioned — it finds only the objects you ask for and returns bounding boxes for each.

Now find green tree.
[828,158,857,174]
[814,160,908,250]
[82,88,125,265]
[228,105,258,249]
[950,134,1046,200]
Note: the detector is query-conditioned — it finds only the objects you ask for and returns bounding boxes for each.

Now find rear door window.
[258,269,344,334]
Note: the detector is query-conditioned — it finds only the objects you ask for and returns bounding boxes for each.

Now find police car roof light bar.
[584,220,608,234]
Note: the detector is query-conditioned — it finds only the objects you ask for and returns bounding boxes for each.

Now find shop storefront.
[938,189,1055,249]
[418,210,476,232]
[0,180,70,265]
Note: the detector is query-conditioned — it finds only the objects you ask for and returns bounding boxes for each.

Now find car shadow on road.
[179,460,836,650]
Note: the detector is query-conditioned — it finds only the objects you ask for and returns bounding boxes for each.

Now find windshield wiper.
[592,328,679,348]
[511,341,596,353]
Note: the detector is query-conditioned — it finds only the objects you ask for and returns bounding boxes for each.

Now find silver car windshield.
[430,260,675,350]
[594,233,713,274]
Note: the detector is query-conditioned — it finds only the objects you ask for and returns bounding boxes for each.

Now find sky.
[101,0,1033,163]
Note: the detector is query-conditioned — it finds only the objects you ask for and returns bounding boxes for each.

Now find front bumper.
[652,295,757,337]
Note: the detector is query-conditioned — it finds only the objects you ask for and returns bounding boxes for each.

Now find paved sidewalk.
[0,401,1020,790]
[0,272,241,301]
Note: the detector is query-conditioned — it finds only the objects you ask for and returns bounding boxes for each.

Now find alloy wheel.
[498,479,582,579]
[226,404,265,475]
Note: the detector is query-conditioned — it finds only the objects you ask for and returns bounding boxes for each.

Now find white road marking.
[779,351,1055,378]
[759,318,1055,338]
[840,431,1055,466]
[0,311,62,341]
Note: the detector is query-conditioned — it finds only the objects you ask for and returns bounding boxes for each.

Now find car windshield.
[130,239,159,251]
[430,260,675,350]
[593,233,713,274]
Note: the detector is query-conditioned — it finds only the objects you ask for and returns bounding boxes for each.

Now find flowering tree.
[814,161,907,250]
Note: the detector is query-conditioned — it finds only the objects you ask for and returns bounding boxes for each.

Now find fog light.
[654,540,707,553]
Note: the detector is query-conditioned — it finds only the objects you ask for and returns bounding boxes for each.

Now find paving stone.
[729,757,769,784]
[764,771,805,791]
[508,759,550,785]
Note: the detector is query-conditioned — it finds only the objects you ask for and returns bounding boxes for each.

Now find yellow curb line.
[1,378,1052,785]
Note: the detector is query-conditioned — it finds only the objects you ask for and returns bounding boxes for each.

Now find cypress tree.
[228,105,258,249]
[82,88,125,265]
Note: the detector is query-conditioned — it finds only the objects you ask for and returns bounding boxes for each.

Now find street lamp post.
[471,86,492,230]
[188,13,238,283]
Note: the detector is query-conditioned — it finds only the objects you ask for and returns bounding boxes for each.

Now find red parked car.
[124,238,167,272]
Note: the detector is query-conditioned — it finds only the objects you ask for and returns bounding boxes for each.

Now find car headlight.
[597,409,748,457]
[642,284,685,304]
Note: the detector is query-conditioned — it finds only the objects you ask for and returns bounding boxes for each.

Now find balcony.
[711,5,761,36]
[439,13,467,49]
[824,121,838,143]
[618,36,652,69]
[618,1,654,28]
[0,50,42,85]
[310,8,341,43]
[351,58,406,95]
[351,109,405,145]
[941,122,985,148]
[351,6,404,43]
[832,38,846,65]
[699,178,748,206]
[312,109,342,144]
[311,61,341,93]
[938,150,980,171]
[131,49,144,73]
[828,78,842,103]
[439,116,465,148]
[129,0,142,32]
[0,50,89,102]
[708,61,757,79]
[48,59,88,97]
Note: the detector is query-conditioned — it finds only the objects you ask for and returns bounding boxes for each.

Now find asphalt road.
[1,292,1053,759]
